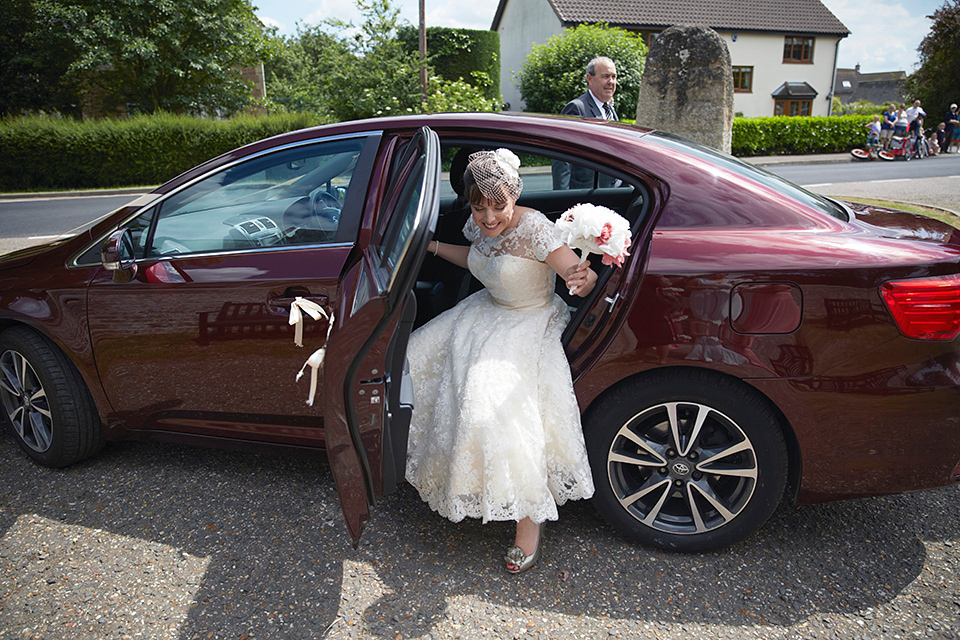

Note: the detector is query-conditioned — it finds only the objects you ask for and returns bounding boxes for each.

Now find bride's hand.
[564,261,597,296]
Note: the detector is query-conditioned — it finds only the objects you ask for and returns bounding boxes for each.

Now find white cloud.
[828,0,936,73]
[258,15,284,31]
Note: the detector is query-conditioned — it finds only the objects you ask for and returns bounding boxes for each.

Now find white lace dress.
[405,210,595,524]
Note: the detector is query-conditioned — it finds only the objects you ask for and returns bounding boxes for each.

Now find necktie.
[603,103,614,120]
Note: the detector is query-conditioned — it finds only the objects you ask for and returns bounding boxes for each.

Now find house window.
[635,31,658,48]
[774,99,812,116]
[732,66,753,93]
[783,37,814,63]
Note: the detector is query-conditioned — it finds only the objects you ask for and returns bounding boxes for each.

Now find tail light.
[881,273,960,341]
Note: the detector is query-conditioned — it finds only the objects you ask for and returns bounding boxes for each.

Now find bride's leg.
[514,517,541,556]
[505,516,544,573]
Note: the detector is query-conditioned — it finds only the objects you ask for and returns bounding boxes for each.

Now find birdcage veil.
[464,149,523,202]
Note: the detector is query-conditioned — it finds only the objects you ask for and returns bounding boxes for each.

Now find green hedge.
[0,112,329,191]
[398,27,500,101]
[732,115,873,156]
[1,112,873,192]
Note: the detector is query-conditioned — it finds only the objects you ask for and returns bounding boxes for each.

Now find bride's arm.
[429,240,470,269]
[546,245,597,297]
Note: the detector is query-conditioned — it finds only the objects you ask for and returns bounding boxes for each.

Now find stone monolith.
[636,25,734,154]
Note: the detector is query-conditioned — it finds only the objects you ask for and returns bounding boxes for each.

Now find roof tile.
[552,0,849,36]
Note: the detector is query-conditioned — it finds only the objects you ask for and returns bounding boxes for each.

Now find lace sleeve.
[462,216,481,243]
[528,211,565,261]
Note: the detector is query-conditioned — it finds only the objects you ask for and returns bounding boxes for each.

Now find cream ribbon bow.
[288,297,328,347]
[288,297,335,406]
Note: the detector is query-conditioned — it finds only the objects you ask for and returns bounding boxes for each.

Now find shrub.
[516,24,647,115]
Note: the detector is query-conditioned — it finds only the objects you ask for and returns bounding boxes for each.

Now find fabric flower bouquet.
[555,203,632,293]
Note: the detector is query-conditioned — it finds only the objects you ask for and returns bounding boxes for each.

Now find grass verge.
[839,197,960,229]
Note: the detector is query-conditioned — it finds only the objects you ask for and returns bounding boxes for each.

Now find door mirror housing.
[100,228,137,281]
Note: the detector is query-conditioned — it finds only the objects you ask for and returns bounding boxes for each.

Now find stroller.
[884,134,920,160]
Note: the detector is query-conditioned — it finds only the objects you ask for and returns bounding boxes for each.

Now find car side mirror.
[101,228,137,281]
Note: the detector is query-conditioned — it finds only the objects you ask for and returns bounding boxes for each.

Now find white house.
[491,0,850,118]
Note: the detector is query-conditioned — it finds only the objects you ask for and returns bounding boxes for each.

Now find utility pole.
[419,0,427,103]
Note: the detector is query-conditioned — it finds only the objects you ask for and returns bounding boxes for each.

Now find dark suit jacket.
[561,90,618,120]
[553,91,619,189]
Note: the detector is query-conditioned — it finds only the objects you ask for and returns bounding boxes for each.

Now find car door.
[322,127,440,545]
[86,134,379,445]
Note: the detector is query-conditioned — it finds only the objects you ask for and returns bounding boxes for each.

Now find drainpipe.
[828,37,841,116]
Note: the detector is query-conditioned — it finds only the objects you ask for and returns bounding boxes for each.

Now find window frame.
[732,66,753,93]
[774,99,812,117]
[783,36,814,64]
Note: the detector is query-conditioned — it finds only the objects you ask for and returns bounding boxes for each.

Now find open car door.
[323,127,440,545]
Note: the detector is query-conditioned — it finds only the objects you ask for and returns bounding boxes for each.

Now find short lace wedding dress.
[405,210,595,524]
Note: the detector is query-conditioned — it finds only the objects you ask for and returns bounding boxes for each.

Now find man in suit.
[553,57,619,190]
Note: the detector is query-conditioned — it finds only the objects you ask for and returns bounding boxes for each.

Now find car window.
[440,146,617,200]
[649,131,849,223]
[143,139,366,258]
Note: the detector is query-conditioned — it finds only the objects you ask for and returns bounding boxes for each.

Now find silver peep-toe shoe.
[504,523,545,574]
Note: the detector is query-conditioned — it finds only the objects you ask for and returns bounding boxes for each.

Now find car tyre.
[584,368,788,553]
[0,326,104,468]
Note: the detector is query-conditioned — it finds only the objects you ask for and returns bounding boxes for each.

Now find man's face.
[587,60,617,103]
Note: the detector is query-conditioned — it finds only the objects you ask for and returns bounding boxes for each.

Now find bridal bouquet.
[556,203,631,292]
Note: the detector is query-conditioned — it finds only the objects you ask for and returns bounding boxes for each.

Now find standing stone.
[635,25,734,154]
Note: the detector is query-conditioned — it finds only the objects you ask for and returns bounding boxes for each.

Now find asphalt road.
[1,158,960,639]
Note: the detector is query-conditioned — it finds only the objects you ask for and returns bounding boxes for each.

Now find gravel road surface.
[1,431,958,640]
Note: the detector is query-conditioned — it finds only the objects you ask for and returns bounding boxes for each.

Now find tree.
[263,24,352,115]
[266,0,499,121]
[906,0,960,122]
[515,23,647,116]
[3,0,270,117]
[0,0,83,116]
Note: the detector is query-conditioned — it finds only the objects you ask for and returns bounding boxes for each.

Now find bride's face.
[471,195,517,238]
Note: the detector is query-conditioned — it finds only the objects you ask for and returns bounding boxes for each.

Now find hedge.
[1,113,873,192]
[0,112,329,192]
[732,115,873,156]
[398,27,500,102]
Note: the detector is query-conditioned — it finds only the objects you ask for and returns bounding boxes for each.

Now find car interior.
[412,140,650,344]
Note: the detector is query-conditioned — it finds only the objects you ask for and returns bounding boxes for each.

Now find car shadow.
[0,434,956,638]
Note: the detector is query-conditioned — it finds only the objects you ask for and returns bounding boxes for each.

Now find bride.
[405,148,597,573]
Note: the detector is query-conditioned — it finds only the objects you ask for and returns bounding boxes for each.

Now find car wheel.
[0,326,104,468]
[584,368,788,553]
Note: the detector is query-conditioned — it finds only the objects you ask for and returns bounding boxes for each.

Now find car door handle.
[268,295,328,309]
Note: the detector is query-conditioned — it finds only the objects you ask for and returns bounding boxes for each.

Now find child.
[930,123,944,155]
[866,115,881,151]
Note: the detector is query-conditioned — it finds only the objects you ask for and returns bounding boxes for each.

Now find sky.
[252,0,942,75]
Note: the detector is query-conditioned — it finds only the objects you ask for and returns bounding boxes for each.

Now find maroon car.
[2,113,959,552]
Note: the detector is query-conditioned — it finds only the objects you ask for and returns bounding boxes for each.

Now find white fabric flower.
[493,148,521,179]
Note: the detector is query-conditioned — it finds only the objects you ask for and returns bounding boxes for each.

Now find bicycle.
[851,135,893,161]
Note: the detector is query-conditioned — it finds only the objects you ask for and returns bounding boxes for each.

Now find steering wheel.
[310,190,342,225]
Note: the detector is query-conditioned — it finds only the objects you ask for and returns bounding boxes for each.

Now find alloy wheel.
[605,401,758,535]
[0,349,53,453]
